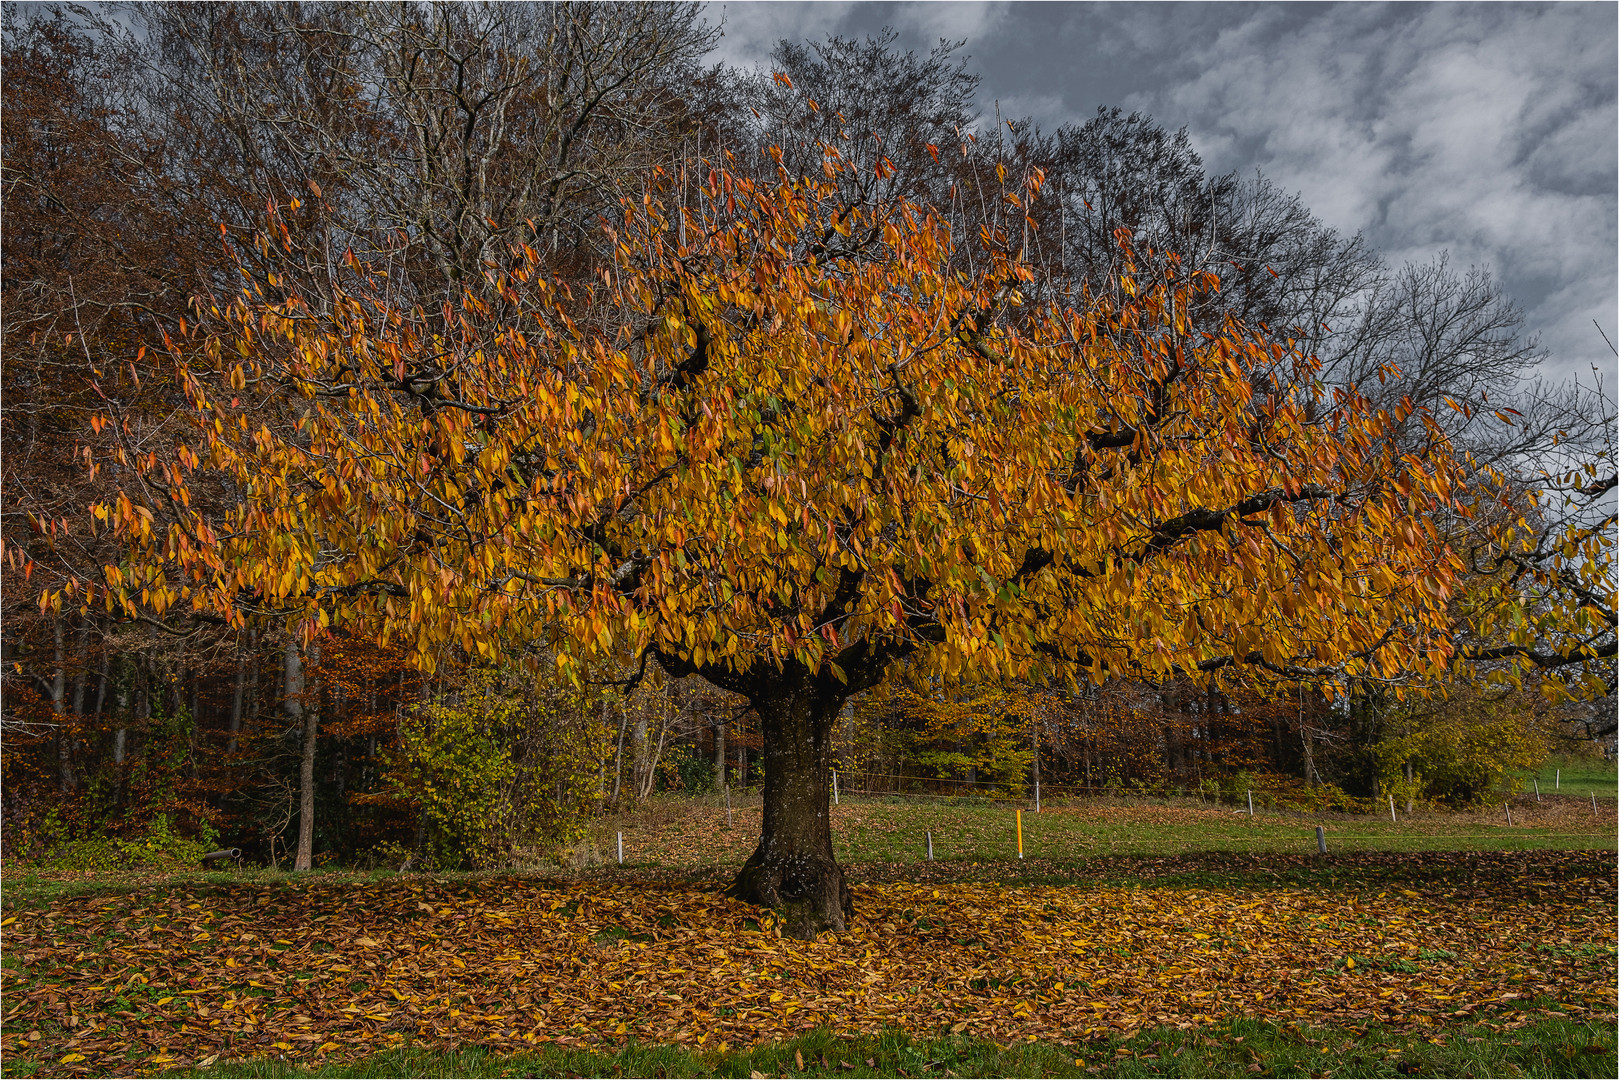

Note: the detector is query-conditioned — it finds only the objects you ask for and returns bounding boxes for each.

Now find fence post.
[1505,803,1513,826]
[617,831,623,865]
[1533,777,1540,803]
[1035,778,1041,813]
[1555,768,1560,791]
[1315,826,1326,854]
[1389,794,1397,823]
[926,831,933,861]
[1016,809,1024,859]
[725,786,733,829]
[1593,793,1599,815]
[1247,790,1254,817]
[832,770,839,806]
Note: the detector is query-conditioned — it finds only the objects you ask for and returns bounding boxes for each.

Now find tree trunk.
[630,700,649,799]
[725,678,851,941]
[52,616,72,794]
[713,717,727,790]
[610,698,628,804]
[286,640,319,872]
[1031,706,1040,804]
[227,632,250,755]
[639,696,672,799]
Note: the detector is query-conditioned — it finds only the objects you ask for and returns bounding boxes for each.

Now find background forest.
[3,2,1613,876]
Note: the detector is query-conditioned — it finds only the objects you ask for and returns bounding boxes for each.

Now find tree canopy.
[83,157,1470,698]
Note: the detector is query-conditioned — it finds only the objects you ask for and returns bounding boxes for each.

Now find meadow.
[3,795,1614,1078]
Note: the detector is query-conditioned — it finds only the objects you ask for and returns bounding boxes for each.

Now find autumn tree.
[68,122,1499,936]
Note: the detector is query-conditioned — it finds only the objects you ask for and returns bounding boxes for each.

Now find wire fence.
[815,770,1619,816]
[603,775,1615,867]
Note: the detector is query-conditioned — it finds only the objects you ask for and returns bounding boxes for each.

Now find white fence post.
[617,831,623,865]
[927,831,933,861]
[1389,794,1397,823]
[1247,790,1254,817]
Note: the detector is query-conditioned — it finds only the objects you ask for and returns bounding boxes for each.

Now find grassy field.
[2,799,1612,1079]
[588,790,1617,876]
[1519,752,1618,799]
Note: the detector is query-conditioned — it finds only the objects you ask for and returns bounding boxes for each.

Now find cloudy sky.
[706,1,1617,387]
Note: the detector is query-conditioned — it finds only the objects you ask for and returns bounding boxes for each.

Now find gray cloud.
[703,1,1616,385]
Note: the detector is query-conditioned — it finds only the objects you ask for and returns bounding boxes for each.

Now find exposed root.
[726,849,853,940]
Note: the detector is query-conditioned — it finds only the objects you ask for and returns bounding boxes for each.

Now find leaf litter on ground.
[0,850,1612,1077]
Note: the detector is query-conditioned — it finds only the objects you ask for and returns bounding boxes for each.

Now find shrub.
[388,688,518,871]
[383,666,609,870]
[1375,694,1545,807]
[44,813,218,873]
[660,745,715,793]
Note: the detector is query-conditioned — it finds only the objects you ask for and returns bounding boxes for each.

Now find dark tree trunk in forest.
[713,717,727,789]
[286,640,319,872]
[723,674,852,940]
[228,633,250,755]
[52,616,72,793]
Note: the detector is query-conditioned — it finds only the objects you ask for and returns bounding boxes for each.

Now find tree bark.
[724,674,851,940]
[52,616,72,794]
[630,698,649,799]
[1031,705,1041,804]
[610,698,628,804]
[638,696,672,799]
[286,640,319,872]
[713,717,727,790]
[227,631,251,755]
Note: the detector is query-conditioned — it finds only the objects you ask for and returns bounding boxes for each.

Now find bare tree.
[97,1,715,308]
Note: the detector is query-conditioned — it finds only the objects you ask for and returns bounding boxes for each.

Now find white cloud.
[1132,3,1617,383]
[704,2,859,71]
[701,2,1616,384]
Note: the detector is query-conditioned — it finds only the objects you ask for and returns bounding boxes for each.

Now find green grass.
[594,791,1613,879]
[98,1016,1610,1078]
[1519,752,1618,799]
[824,800,1614,867]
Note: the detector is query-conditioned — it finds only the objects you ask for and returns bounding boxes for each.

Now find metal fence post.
[1316,826,1326,854]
